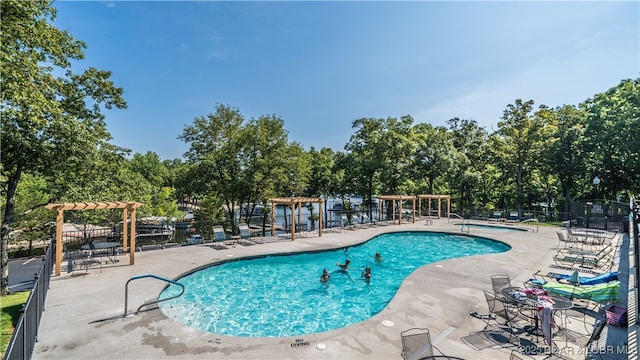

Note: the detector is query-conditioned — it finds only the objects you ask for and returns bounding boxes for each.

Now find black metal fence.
[3,238,55,360]
[568,200,630,232]
[631,197,639,327]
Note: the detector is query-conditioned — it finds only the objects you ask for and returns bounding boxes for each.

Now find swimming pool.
[158,231,510,337]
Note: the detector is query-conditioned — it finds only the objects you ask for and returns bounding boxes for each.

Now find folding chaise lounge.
[213,225,235,247]
[531,270,618,286]
[542,280,620,303]
[238,223,252,244]
[553,247,613,270]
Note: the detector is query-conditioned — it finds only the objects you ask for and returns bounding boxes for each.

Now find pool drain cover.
[316,343,327,350]
[382,320,394,327]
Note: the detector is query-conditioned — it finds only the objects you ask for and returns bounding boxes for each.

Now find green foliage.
[1,291,29,355]
[1,0,127,294]
[582,78,640,199]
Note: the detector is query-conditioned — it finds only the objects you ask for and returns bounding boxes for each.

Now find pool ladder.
[124,274,185,316]
[449,213,470,233]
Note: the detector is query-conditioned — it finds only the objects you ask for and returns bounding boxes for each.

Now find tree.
[447,118,491,214]
[345,116,415,218]
[1,0,127,295]
[306,147,336,225]
[179,105,296,234]
[540,105,587,218]
[582,78,640,200]
[410,123,454,195]
[490,99,545,216]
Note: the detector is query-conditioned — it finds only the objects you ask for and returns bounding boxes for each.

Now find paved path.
[33,220,628,359]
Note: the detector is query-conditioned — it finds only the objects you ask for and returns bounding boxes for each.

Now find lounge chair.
[238,223,252,243]
[552,246,613,270]
[542,281,620,303]
[488,211,504,222]
[341,214,355,230]
[531,270,618,286]
[505,212,519,224]
[360,213,373,227]
[213,225,235,247]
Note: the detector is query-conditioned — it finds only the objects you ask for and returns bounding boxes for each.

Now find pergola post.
[55,209,63,276]
[290,203,295,241]
[122,208,128,252]
[129,205,137,265]
[271,203,276,237]
[412,197,416,223]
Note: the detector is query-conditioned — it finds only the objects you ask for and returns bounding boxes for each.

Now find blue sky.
[54,1,639,160]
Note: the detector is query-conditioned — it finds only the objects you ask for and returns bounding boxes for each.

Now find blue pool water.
[158,231,509,337]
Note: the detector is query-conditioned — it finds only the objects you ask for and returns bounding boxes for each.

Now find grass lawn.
[1,291,29,356]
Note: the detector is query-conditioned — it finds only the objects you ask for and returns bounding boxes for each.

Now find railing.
[518,218,539,232]
[449,213,470,233]
[124,274,184,316]
[4,238,55,360]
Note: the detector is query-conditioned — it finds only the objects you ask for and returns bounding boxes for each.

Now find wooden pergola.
[45,201,143,276]
[377,195,416,224]
[269,197,323,241]
[417,194,451,219]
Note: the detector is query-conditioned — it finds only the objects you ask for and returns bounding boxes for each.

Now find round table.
[501,287,573,310]
[501,287,573,337]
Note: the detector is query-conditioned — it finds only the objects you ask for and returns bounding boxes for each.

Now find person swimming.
[336,259,351,270]
[362,266,371,283]
[320,269,330,283]
[374,252,383,263]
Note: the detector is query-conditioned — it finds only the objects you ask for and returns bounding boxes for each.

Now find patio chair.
[552,248,613,271]
[553,319,607,359]
[341,214,355,230]
[238,223,252,242]
[400,328,446,360]
[532,270,618,287]
[543,281,620,304]
[506,212,519,223]
[481,290,521,345]
[360,213,373,227]
[491,274,512,294]
[213,225,235,247]
[488,211,504,222]
[557,243,612,258]
[556,230,579,249]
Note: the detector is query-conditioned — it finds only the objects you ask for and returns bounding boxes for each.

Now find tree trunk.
[1,165,22,295]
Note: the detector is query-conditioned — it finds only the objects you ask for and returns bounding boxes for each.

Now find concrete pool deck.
[33,219,629,359]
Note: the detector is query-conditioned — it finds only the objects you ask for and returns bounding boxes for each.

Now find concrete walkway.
[33,219,628,359]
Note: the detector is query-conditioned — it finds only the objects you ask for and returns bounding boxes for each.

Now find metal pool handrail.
[519,218,539,232]
[449,213,470,233]
[124,274,185,316]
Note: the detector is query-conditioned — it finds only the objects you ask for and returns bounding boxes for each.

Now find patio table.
[81,241,120,263]
[501,286,572,338]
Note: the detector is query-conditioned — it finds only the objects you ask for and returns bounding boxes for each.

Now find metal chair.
[553,319,607,359]
[482,290,521,346]
[491,274,513,294]
[400,328,434,360]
